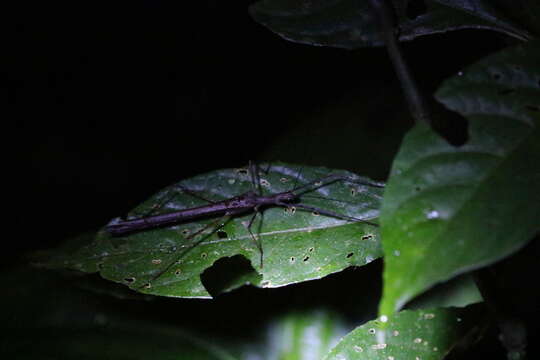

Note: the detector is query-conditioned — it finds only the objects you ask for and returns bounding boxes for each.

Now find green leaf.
[40,163,383,298]
[237,310,347,360]
[405,274,483,310]
[324,306,483,360]
[379,40,540,314]
[249,0,531,50]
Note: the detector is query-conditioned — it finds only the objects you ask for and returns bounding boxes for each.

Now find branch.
[367,0,431,125]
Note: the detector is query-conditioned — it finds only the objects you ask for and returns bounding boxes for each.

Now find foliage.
[36,164,384,298]
[379,39,540,314]
[11,1,540,359]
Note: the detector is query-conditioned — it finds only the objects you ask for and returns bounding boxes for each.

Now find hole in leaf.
[181,229,190,237]
[290,256,296,263]
[309,247,314,252]
[347,252,354,258]
[124,277,136,284]
[362,234,374,241]
[201,253,208,259]
[303,256,310,262]
[217,230,228,239]
[285,206,296,215]
[174,269,182,275]
[200,255,261,297]
[236,168,248,176]
[406,0,427,19]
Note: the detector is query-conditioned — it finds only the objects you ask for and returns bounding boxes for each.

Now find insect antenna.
[290,163,307,193]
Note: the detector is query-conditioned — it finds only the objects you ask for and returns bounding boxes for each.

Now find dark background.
[11,0,504,255]
[6,1,536,358]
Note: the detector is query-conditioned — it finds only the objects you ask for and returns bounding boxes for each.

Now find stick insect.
[106,162,384,279]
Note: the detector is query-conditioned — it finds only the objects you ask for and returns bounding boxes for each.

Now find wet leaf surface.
[325,305,483,360]
[379,40,540,314]
[38,163,384,298]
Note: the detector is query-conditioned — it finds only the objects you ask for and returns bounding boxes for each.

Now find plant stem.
[367,0,431,125]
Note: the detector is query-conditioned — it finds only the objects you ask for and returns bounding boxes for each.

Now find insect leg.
[261,162,272,174]
[126,183,216,221]
[248,161,263,196]
[281,202,379,227]
[291,163,307,191]
[293,174,384,197]
[174,184,217,204]
[245,207,264,268]
[137,214,232,292]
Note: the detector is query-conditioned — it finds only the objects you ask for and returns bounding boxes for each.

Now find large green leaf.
[249,0,531,50]
[40,163,383,298]
[324,306,483,360]
[379,40,540,314]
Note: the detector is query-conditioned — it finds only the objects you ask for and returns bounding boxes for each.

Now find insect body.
[106,163,383,277]
[107,189,298,236]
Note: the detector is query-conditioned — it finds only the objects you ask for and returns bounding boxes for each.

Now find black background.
[7,1,538,358]
[12,0,505,255]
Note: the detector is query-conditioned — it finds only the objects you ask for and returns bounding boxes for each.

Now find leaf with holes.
[379,40,540,314]
[249,0,531,50]
[39,163,384,298]
[324,305,483,360]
